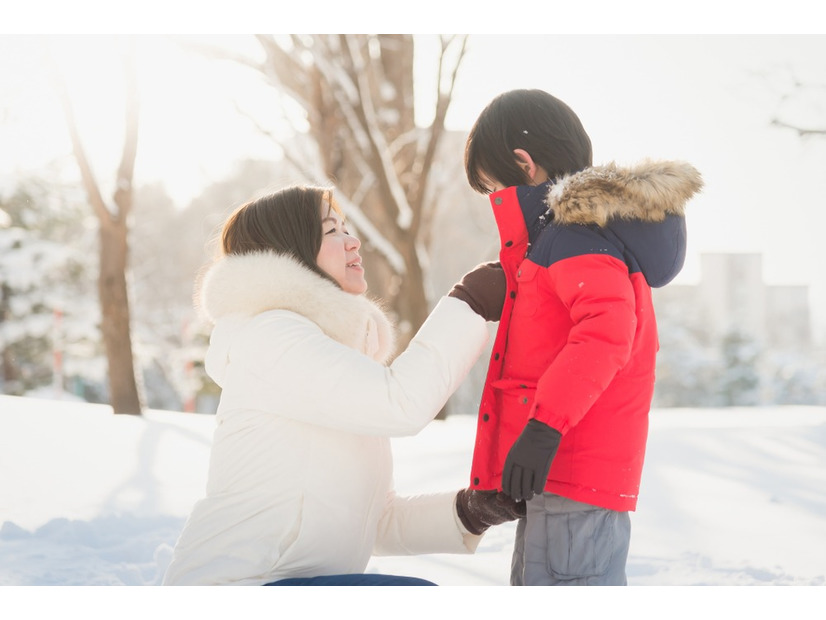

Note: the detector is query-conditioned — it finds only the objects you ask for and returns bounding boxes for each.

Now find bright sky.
[1,32,825,336]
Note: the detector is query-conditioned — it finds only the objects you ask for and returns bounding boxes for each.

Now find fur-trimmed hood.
[547,159,703,227]
[197,252,396,369]
[540,159,703,288]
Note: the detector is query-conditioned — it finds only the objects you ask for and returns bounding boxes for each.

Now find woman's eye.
[325,227,336,235]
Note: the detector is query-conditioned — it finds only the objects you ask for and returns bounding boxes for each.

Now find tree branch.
[50,54,111,225]
[254,34,314,112]
[233,101,406,275]
[183,37,266,73]
[342,35,414,230]
[113,44,140,221]
[771,118,826,137]
[416,35,467,227]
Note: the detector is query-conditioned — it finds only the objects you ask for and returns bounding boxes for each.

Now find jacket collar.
[516,183,554,246]
[198,251,396,363]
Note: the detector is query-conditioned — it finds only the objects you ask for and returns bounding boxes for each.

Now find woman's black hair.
[465,89,593,193]
[220,185,341,283]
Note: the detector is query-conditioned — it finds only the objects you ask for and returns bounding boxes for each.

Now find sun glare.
[2,35,286,206]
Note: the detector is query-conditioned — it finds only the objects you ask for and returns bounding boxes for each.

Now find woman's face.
[316,202,367,295]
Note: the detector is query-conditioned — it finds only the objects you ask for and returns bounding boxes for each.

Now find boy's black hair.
[465,89,593,194]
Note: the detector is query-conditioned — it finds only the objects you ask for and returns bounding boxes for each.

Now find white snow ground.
[1,395,824,612]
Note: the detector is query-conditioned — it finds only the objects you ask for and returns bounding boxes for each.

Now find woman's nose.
[346,234,361,250]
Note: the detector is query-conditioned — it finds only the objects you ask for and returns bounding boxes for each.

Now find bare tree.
[52,43,142,414]
[770,71,826,137]
[199,34,468,348]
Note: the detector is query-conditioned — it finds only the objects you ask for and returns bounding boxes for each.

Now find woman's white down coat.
[162,252,490,585]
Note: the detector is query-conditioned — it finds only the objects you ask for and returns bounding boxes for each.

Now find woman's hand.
[455,488,526,535]
[448,262,506,322]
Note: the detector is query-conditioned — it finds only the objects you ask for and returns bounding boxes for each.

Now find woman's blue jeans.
[265,573,436,586]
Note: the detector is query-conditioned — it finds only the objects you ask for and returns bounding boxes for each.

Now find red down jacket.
[469,160,703,512]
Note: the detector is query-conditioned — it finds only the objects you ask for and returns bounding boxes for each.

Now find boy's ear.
[513,148,538,181]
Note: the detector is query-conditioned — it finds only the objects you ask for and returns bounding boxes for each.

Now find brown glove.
[455,489,527,536]
[448,262,506,322]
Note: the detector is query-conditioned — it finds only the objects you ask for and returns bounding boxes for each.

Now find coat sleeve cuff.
[374,490,483,556]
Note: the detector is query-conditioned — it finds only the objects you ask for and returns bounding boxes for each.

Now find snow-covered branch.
[771,118,826,137]
[342,36,414,230]
[416,35,467,222]
[50,60,111,224]
[235,105,406,275]
[351,40,413,229]
[113,46,139,220]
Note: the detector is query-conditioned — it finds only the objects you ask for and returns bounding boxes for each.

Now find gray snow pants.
[511,493,631,586]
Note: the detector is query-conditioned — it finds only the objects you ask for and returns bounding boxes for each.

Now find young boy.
[464,89,703,585]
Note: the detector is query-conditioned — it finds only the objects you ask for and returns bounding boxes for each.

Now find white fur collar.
[197,252,396,363]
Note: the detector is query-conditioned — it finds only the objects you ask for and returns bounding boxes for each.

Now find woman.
[163,185,523,586]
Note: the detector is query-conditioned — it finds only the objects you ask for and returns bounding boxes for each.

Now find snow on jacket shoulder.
[163,252,488,585]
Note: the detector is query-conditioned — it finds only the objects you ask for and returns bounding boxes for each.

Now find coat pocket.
[512,259,542,317]
[487,379,537,479]
[490,379,537,435]
[545,508,617,579]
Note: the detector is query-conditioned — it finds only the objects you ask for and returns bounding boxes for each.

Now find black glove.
[502,419,563,501]
[455,489,527,535]
[448,261,506,322]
